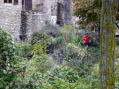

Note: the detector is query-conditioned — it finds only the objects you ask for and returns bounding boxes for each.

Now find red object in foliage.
[83,35,90,45]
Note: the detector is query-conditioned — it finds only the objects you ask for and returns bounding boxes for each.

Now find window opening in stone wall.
[51,4,57,16]
[22,0,24,5]
[4,0,12,3]
[22,0,32,10]
[56,2,64,26]
[14,0,18,5]
[25,0,32,10]
[4,0,7,3]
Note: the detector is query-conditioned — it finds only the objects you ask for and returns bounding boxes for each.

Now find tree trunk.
[100,0,116,89]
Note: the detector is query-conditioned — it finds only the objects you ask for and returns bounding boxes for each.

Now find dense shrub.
[14,42,33,59]
[39,66,100,89]
[12,55,54,89]
[11,65,100,89]
[0,29,16,89]
[31,32,53,55]
[46,35,65,54]
[0,27,118,89]
[40,22,60,37]
[0,29,15,61]
[65,43,99,62]
[52,36,65,48]
[31,32,52,45]
[73,35,83,46]
[60,25,77,43]
[32,43,46,56]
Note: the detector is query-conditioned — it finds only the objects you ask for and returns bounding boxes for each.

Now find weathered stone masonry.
[0,0,72,41]
[0,0,22,40]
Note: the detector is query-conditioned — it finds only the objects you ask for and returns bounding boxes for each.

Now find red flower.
[83,35,90,45]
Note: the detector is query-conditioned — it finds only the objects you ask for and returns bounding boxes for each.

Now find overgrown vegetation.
[0,24,119,89]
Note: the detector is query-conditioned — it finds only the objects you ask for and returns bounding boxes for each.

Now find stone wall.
[0,3,22,40]
[0,0,57,40]
[25,0,59,40]
[26,11,49,40]
[32,0,45,10]
[0,0,70,41]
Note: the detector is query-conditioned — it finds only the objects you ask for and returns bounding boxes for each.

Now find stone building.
[0,0,72,41]
[0,0,22,40]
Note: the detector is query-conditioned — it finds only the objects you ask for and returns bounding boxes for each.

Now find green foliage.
[72,35,83,46]
[26,55,53,73]
[31,32,52,45]
[32,43,47,56]
[51,36,65,48]
[14,65,98,89]
[12,55,54,89]
[0,68,16,89]
[0,29,15,61]
[74,0,101,25]
[40,66,100,89]
[14,42,32,58]
[74,0,119,27]
[1,24,118,89]
[31,32,53,55]
[62,43,100,77]
[60,25,77,43]
[0,29,16,89]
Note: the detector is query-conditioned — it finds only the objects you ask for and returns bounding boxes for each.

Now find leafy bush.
[46,36,65,54]
[73,35,83,46]
[12,55,54,89]
[14,42,32,59]
[60,25,77,43]
[0,27,105,89]
[52,36,65,48]
[40,66,99,89]
[1,63,100,89]
[0,29,15,61]
[26,55,53,73]
[32,43,47,56]
[31,32,52,45]
[0,29,16,89]
[65,43,99,62]
[31,32,53,55]
[64,43,87,61]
